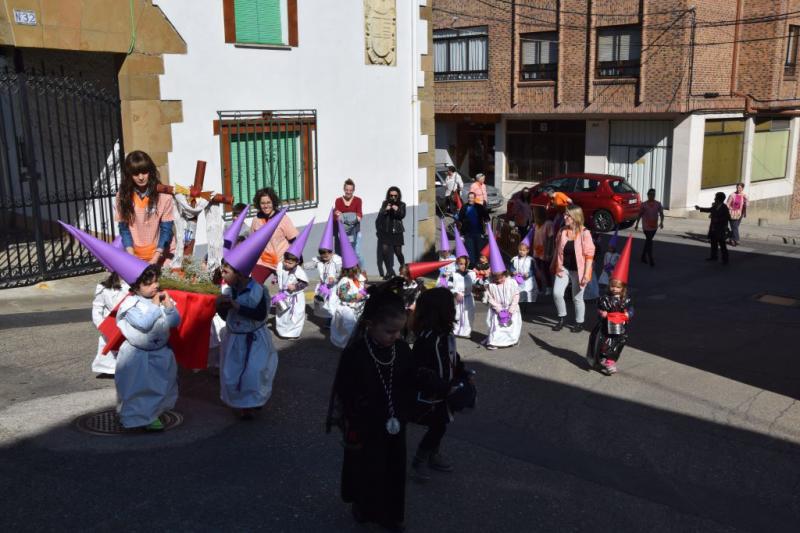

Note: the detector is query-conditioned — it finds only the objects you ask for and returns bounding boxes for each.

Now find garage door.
[608,121,673,207]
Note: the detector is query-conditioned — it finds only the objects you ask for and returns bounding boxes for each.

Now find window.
[434,26,489,81]
[214,110,318,211]
[549,177,578,192]
[609,180,637,194]
[701,119,745,189]
[575,178,599,192]
[520,32,558,81]
[751,119,791,182]
[223,0,298,47]
[596,26,641,78]
[786,26,799,77]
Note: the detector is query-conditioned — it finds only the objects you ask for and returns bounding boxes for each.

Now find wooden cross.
[156,160,233,256]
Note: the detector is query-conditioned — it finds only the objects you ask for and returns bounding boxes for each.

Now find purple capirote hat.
[521,226,535,248]
[453,225,469,259]
[319,209,335,252]
[608,228,619,249]
[225,209,287,276]
[111,235,124,250]
[58,221,148,285]
[223,204,250,250]
[285,217,315,259]
[486,223,506,273]
[439,218,450,251]
[338,219,359,269]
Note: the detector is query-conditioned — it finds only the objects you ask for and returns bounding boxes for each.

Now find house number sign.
[13,10,37,26]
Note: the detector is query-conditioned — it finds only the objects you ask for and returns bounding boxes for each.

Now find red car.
[511,173,641,233]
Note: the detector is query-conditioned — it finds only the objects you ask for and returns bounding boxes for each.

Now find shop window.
[434,26,489,81]
[214,110,317,211]
[701,119,744,189]
[520,32,558,81]
[751,119,791,182]
[223,0,298,47]
[506,121,584,182]
[596,26,641,78]
[786,26,799,77]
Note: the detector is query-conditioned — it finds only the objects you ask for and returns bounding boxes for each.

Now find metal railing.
[216,109,318,214]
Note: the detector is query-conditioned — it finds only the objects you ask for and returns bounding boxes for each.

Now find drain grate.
[74,409,183,436]
[755,294,800,307]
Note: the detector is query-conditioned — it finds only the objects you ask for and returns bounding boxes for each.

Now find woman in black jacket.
[410,287,475,482]
[376,187,407,279]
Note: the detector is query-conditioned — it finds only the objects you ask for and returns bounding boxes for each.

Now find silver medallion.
[385,417,401,435]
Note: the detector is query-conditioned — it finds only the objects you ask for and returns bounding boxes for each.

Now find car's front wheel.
[592,209,615,232]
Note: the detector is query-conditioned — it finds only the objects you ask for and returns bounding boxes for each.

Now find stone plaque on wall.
[364,0,396,66]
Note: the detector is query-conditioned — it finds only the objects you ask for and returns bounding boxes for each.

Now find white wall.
[584,119,609,174]
[670,113,797,213]
[154,0,427,269]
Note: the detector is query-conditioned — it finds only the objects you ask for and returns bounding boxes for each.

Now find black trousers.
[418,421,447,453]
[642,230,656,262]
[378,241,404,277]
[710,235,729,262]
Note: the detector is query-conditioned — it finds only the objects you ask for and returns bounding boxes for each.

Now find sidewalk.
[663,213,800,245]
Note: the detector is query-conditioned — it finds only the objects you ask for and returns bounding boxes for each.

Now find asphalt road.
[1,231,799,532]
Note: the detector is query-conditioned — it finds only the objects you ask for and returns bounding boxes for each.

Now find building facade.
[433,0,800,220]
[0,0,436,287]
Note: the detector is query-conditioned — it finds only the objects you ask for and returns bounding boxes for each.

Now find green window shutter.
[234,0,283,45]
[230,131,302,205]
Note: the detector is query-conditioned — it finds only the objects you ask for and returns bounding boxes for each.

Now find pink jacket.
[552,227,595,281]
[470,182,488,205]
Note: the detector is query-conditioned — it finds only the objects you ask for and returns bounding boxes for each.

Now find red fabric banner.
[100,290,217,370]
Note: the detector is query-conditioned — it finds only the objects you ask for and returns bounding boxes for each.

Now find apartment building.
[433,0,800,219]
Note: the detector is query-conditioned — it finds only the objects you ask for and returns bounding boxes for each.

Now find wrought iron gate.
[0,65,123,288]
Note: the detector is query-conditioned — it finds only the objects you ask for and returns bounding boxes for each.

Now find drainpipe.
[730,0,743,95]
[510,0,516,108]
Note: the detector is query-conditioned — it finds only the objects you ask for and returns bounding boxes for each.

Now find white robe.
[330,276,365,349]
[275,263,309,339]
[309,255,342,318]
[451,270,476,338]
[219,281,279,408]
[91,281,128,374]
[437,255,457,287]
[511,256,538,303]
[115,295,180,428]
[485,278,522,347]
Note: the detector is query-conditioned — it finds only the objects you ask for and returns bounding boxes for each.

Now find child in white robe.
[484,270,522,350]
[330,266,367,349]
[598,243,620,288]
[437,250,457,287]
[115,265,180,430]
[308,248,342,324]
[510,242,537,308]
[451,256,477,338]
[91,272,128,376]
[274,251,309,339]
[216,261,279,420]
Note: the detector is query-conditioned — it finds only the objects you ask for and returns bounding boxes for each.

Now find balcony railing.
[520,63,557,81]
[435,70,489,81]
[596,60,640,79]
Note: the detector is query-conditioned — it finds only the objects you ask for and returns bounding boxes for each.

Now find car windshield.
[609,180,637,194]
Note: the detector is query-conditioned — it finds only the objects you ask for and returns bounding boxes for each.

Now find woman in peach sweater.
[250,187,299,284]
[550,204,595,333]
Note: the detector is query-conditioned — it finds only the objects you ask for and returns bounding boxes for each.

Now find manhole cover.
[755,294,800,307]
[74,409,183,436]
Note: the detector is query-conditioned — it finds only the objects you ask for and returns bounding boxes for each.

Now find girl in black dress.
[326,279,416,531]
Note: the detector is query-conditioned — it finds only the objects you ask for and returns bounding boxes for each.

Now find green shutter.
[234,0,283,45]
[230,131,302,205]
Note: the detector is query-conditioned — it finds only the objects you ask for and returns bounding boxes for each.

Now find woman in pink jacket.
[550,205,595,332]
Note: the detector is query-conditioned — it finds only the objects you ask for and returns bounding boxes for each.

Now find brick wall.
[433,0,800,116]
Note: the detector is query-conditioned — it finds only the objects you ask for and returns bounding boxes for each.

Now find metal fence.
[216,109,318,213]
[0,66,122,288]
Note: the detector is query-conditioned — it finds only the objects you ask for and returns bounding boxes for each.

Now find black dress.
[587,294,633,366]
[329,334,417,527]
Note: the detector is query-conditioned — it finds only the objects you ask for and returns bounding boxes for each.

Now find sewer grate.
[755,294,800,307]
[74,409,183,436]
